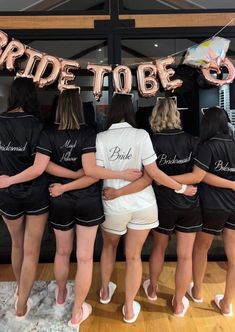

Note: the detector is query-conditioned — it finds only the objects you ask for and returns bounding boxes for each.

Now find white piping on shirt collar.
[153,131,184,136]
[108,122,132,130]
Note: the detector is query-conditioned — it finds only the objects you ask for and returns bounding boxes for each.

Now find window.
[0,39,108,131]
[121,0,235,12]
[0,0,108,12]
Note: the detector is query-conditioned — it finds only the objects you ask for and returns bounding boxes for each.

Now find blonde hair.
[55,89,84,130]
[150,97,182,133]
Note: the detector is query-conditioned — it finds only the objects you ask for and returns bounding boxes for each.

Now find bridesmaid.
[0,78,49,319]
[0,89,141,328]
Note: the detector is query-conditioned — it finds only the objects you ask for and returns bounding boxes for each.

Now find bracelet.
[174,184,187,194]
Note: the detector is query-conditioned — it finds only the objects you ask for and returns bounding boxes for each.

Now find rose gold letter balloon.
[34,54,61,88]
[137,63,159,97]
[0,39,25,70]
[202,57,235,86]
[0,30,8,56]
[113,65,132,94]
[156,57,182,91]
[17,47,43,79]
[87,64,112,101]
[58,59,80,91]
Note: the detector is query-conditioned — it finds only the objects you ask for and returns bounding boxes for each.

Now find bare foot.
[16,304,27,317]
[173,300,184,315]
[147,284,157,299]
[56,287,68,305]
[100,286,109,302]
[220,299,232,315]
[192,285,202,301]
[123,305,134,321]
[70,308,82,325]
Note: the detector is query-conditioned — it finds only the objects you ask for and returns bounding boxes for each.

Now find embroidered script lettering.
[60,140,78,162]
[0,141,28,152]
[158,152,192,165]
[109,146,132,161]
[214,160,235,172]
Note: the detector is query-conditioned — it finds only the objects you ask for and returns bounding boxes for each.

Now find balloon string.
[126,17,235,66]
[212,17,235,37]
[168,17,235,58]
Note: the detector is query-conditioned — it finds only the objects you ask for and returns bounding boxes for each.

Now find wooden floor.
[0,262,234,332]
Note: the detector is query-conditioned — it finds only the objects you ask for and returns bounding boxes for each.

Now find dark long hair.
[105,93,136,129]
[55,89,84,130]
[7,77,40,116]
[200,106,229,143]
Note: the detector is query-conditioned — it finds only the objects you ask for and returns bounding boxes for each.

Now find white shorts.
[101,205,159,235]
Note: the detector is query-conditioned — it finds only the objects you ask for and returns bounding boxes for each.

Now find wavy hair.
[150,97,182,133]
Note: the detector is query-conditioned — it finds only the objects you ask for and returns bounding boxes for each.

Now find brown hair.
[55,89,84,130]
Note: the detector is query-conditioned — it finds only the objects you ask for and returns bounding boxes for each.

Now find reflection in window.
[122,0,235,11]
[0,0,106,12]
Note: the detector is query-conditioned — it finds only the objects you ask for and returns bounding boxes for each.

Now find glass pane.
[122,0,235,11]
[0,0,106,12]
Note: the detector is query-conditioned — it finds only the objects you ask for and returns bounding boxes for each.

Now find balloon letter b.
[137,63,159,97]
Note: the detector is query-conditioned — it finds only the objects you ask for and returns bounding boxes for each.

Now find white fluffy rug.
[0,281,75,332]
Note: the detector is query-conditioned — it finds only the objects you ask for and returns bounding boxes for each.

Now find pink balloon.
[113,65,132,94]
[0,30,8,56]
[0,39,25,71]
[87,64,112,100]
[156,57,183,91]
[58,59,80,91]
[202,57,235,86]
[34,54,61,88]
[16,47,43,79]
[137,63,159,97]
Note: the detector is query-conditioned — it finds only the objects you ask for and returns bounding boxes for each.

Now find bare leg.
[100,230,120,301]
[148,231,169,298]
[70,225,98,324]
[220,228,235,314]
[54,228,74,304]
[173,231,196,314]
[192,231,214,300]
[124,228,149,321]
[16,213,48,316]
[3,216,25,291]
